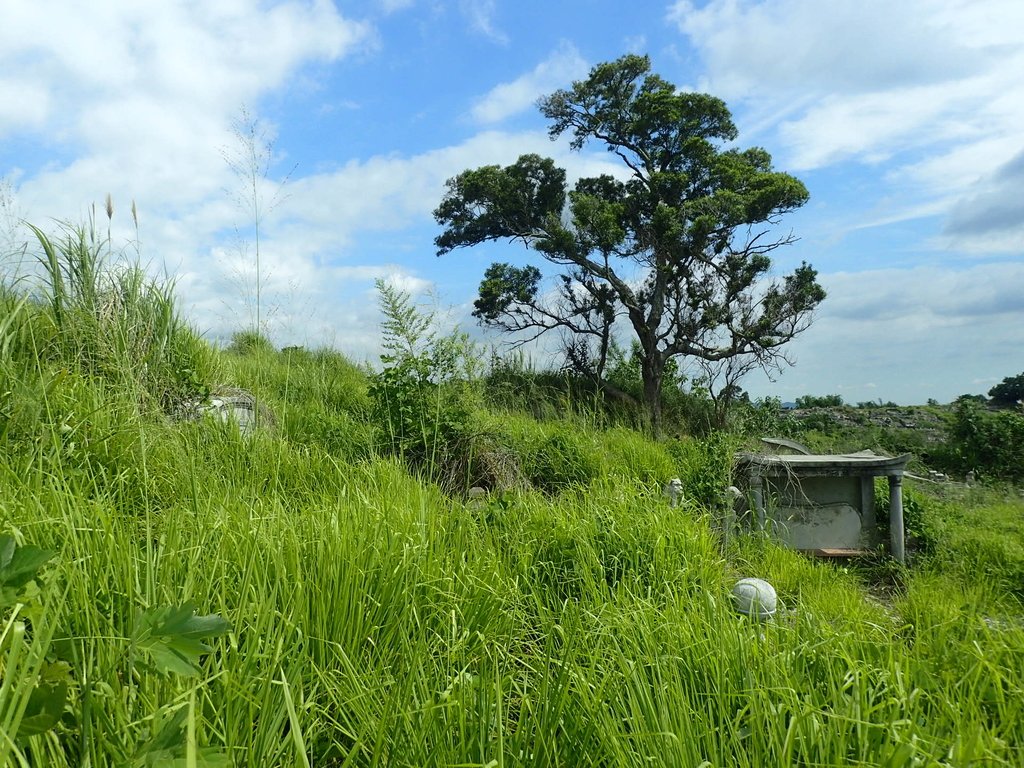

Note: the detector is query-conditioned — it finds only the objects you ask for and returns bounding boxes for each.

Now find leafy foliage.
[989,371,1024,406]
[16,662,71,739]
[666,432,737,509]
[0,534,55,607]
[131,706,231,767]
[795,393,844,408]
[942,399,1024,481]
[131,603,232,677]
[368,280,479,488]
[226,328,276,356]
[0,535,66,748]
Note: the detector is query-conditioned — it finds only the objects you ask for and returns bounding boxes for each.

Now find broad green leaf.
[136,708,188,759]
[16,678,68,738]
[0,534,55,607]
[132,603,231,677]
[0,535,55,587]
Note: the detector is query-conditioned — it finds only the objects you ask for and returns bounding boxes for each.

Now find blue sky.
[2,0,1022,404]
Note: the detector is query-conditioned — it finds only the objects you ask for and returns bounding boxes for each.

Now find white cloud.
[668,0,1024,253]
[668,0,996,97]
[1,0,371,222]
[750,261,1024,402]
[623,35,647,54]
[0,1,369,138]
[470,42,588,124]
[777,79,987,170]
[0,79,50,133]
[0,0,376,351]
[0,0,371,215]
[183,126,622,350]
[460,0,508,44]
[273,128,621,249]
[669,0,1024,165]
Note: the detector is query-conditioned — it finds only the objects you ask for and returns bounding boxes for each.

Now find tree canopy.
[988,372,1024,406]
[434,54,825,433]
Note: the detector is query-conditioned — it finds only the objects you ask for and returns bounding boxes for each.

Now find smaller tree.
[989,372,1024,407]
[955,393,987,406]
[692,353,758,429]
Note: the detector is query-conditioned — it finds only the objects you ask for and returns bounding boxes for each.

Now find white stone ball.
[732,577,778,620]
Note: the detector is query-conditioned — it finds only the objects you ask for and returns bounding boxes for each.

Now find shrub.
[227,328,275,356]
[988,372,1024,407]
[732,396,803,439]
[941,400,1024,481]
[796,394,844,408]
[667,433,736,509]
[368,280,480,490]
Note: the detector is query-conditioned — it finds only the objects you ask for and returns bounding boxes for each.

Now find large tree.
[434,55,825,434]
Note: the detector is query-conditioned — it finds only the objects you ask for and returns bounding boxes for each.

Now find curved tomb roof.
[735,450,911,476]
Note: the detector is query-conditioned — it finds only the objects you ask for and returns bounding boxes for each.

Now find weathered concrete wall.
[769,476,860,508]
[770,502,863,549]
[764,477,874,550]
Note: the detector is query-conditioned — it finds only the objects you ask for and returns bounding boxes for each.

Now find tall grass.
[24,221,216,412]
[1,224,1022,765]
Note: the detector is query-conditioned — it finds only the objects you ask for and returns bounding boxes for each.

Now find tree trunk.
[641,354,665,437]
[712,393,730,430]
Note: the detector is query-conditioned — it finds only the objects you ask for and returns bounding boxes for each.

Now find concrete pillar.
[751,475,765,531]
[888,474,905,563]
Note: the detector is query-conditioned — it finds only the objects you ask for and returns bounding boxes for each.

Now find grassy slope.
[2,281,1023,765]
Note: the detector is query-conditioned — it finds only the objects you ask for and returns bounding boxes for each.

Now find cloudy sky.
[2,0,1022,404]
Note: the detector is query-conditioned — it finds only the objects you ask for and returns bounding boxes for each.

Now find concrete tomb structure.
[733,449,911,562]
[176,387,277,436]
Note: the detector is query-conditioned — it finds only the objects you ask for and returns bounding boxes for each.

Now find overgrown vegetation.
[939,399,1024,482]
[1,221,1022,765]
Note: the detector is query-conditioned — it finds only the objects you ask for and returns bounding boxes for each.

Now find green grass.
[1,224,1023,766]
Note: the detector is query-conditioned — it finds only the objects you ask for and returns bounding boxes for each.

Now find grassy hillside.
[1,227,1023,766]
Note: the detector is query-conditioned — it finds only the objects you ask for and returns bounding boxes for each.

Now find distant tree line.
[794,394,844,408]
